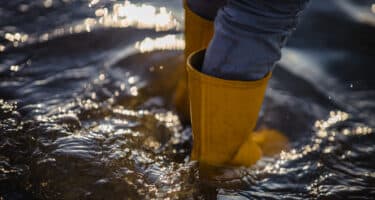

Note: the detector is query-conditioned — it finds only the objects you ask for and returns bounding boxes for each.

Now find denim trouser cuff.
[187,0,309,81]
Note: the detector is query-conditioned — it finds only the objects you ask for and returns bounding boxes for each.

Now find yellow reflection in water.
[135,35,185,53]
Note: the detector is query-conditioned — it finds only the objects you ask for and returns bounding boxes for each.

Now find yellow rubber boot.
[173,1,214,122]
[187,50,272,166]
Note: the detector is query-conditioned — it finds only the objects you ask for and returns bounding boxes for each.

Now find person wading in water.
[174,0,310,167]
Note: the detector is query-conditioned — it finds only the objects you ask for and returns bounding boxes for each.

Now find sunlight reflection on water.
[0,0,374,199]
[0,0,181,52]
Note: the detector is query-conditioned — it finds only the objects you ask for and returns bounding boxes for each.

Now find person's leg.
[187,0,310,166]
[183,0,225,63]
[173,0,225,121]
[203,0,310,81]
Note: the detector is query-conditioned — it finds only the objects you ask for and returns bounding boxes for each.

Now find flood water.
[0,0,374,199]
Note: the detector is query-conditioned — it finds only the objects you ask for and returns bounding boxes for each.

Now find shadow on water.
[0,0,374,199]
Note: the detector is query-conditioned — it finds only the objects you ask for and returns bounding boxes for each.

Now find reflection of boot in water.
[173,0,213,123]
[197,129,289,187]
[232,129,289,166]
[251,129,289,156]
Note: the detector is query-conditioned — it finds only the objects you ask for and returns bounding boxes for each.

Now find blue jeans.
[187,0,310,81]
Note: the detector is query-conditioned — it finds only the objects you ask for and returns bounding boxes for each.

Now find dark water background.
[0,0,374,199]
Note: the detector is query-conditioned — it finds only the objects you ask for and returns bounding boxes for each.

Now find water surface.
[0,0,374,199]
